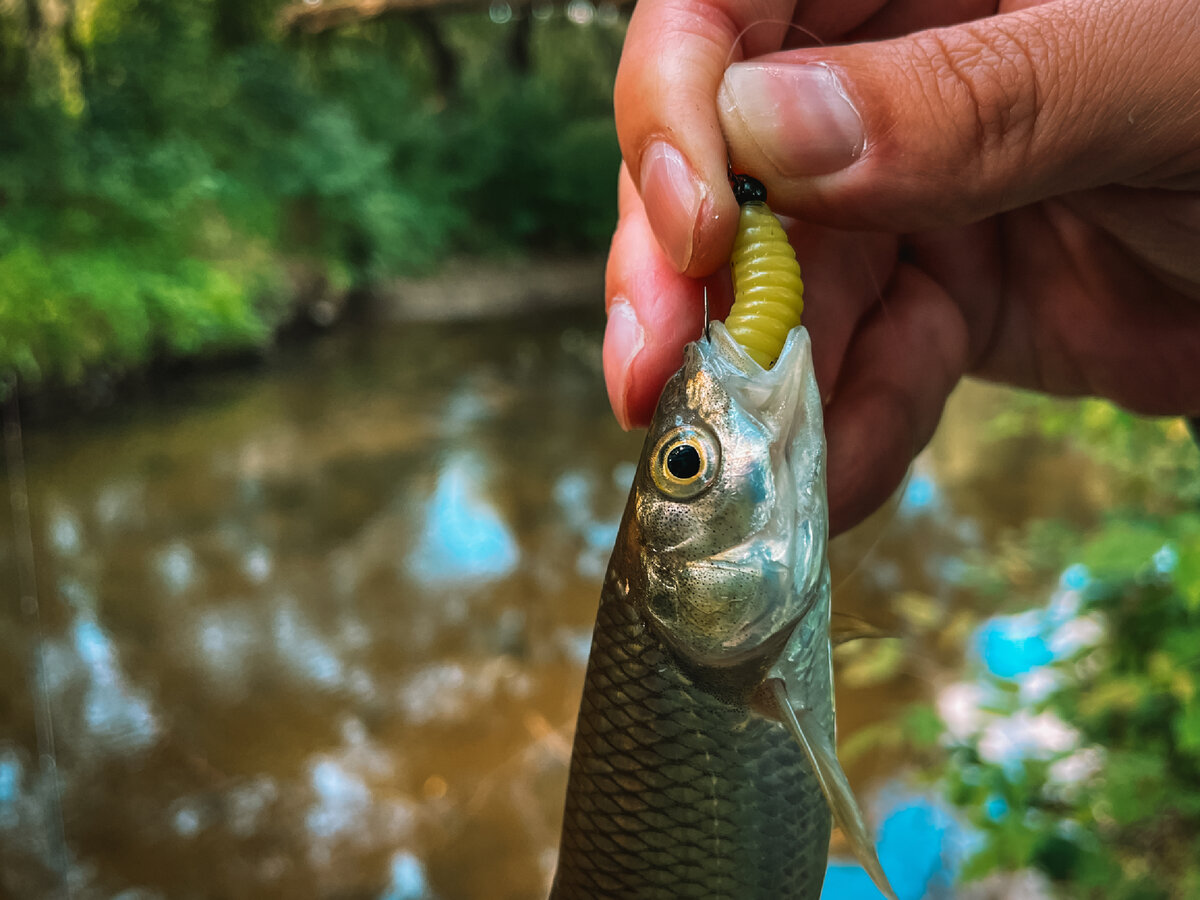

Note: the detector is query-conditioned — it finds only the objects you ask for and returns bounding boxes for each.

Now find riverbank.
[1,3,623,412]
[368,254,605,323]
[5,253,607,421]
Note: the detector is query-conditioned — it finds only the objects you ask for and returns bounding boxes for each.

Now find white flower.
[1047,747,1104,787]
[1016,667,1061,704]
[937,682,991,742]
[978,711,1080,766]
[1047,614,1105,657]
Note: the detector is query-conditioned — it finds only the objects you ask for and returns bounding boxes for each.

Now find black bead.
[731,173,767,205]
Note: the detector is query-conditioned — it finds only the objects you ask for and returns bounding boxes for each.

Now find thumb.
[718,0,1200,230]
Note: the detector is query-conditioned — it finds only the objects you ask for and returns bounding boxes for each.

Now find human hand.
[604,0,1200,535]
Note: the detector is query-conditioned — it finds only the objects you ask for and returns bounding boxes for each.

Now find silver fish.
[551,322,896,899]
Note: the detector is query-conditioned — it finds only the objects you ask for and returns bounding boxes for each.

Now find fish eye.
[650,425,720,499]
[667,443,701,480]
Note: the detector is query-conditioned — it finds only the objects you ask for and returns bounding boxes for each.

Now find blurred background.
[2,3,1199,899]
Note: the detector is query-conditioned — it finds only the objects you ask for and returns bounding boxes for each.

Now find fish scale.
[551,570,831,899]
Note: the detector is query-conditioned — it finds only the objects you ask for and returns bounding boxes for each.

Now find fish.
[550,320,896,899]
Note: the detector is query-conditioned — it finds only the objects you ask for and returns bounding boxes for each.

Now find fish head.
[620,322,828,696]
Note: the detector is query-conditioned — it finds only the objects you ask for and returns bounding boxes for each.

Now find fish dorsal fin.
[767,679,898,900]
[830,611,893,646]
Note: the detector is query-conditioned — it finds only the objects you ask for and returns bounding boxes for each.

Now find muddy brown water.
[0,308,1111,900]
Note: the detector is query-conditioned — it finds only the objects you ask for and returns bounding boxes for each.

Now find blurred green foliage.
[1,0,623,387]
[943,402,1200,899]
[988,393,1200,506]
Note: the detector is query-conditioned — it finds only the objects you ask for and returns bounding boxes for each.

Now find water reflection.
[0,748,23,829]
[824,792,964,900]
[409,453,520,587]
[380,850,432,900]
[897,469,940,517]
[71,615,159,751]
[0,309,1115,898]
[552,468,624,580]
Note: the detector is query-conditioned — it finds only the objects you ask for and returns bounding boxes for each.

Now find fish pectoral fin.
[830,611,894,646]
[768,679,899,900]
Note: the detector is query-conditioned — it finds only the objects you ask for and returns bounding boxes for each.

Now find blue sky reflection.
[822,793,964,900]
[553,469,621,579]
[408,453,519,587]
[72,616,158,751]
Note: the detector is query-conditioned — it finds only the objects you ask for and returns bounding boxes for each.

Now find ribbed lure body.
[724,185,805,370]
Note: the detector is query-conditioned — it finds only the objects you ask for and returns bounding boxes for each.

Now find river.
[0,306,1115,899]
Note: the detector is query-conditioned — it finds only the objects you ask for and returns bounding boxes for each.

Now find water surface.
[0,308,1110,899]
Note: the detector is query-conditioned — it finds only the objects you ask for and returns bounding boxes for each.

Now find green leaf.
[1173,702,1200,754]
[1082,522,1170,578]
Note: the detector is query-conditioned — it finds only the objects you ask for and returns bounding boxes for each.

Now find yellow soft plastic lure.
[724,174,805,369]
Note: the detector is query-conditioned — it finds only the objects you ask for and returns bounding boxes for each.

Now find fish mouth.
[696,322,813,444]
[703,321,829,603]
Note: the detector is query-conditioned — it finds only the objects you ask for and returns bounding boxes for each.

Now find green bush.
[0,240,279,384]
[0,1,623,388]
[941,404,1200,899]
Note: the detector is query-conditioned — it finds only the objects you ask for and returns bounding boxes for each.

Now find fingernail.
[638,142,703,272]
[719,63,864,176]
[603,299,645,430]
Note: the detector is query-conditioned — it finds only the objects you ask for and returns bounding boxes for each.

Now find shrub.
[0,2,623,387]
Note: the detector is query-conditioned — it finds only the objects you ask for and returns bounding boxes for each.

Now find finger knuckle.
[910,23,1057,174]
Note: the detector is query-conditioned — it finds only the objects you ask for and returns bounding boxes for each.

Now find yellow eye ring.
[650,425,720,499]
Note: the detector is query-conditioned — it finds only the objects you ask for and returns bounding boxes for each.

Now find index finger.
[604,165,713,429]
[615,0,797,276]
